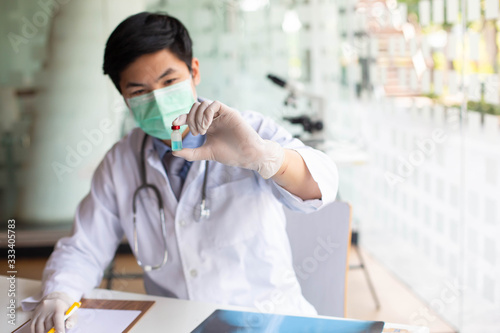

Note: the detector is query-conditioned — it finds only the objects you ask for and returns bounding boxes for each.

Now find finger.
[54,308,66,333]
[30,313,40,333]
[65,313,78,329]
[172,114,188,126]
[35,315,46,333]
[209,101,224,119]
[172,147,212,162]
[188,101,209,135]
[199,102,220,135]
[195,100,211,134]
[44,315,54,333]
[187,102,201,136]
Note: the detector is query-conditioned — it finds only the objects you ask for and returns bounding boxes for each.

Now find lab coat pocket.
[200,176,262,249]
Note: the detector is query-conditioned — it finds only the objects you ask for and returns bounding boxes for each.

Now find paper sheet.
[398,3,407,24]
[370,38,378,57]
[484,75,500,104]
[412,50,427,78]
[468,75,480,101]
[467,0,481,22]
[419,0,430,26]
[469,32,480,61]
[434,70,444,95]
[432,0,444,24]
[398,37,406,56]
[410,70,418,90]
[398,68,406,87]
[447,34,456,60]
[446,0,459,23]
[421,38,430,57]
[409,38,417,55]
[485,0,500,20]
[370,66,378,85]
[388,37,396,56]
[13,309,141,333]
[448,71,458,95]
[380,67,387,85]
[421,71,431,93]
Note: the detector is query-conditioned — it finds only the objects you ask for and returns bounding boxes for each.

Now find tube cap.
[171,125,180,130]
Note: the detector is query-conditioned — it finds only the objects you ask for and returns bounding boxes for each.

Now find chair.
[284,201,352,317]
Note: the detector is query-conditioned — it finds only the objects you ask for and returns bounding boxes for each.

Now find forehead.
[120,49,188,82]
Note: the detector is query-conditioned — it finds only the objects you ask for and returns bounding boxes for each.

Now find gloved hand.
[172,101,285,179]
[31,291,78,333]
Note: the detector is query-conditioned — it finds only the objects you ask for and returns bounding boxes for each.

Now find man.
[24,12,338,333]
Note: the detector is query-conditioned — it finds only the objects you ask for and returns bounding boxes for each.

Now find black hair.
[103,12,193,93]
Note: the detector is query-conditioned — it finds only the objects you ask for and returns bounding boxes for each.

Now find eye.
[164,78,177,85]
[131,89,145,97]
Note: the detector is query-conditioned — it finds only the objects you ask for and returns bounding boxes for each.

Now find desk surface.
[1,276,428,333]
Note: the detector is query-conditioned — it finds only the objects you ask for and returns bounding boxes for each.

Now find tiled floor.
[6,246,456,332]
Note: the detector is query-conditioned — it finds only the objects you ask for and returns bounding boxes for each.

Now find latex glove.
[172,101,285,179]
[31,292,78,333]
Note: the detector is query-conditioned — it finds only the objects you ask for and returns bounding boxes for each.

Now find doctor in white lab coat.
[25,12,338,333]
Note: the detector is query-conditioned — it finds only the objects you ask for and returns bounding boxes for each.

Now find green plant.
[397,0,419,17]
[422,92,439,100]
[467,101,500,115]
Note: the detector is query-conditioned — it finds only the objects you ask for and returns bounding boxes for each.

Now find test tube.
[171,125,182,151]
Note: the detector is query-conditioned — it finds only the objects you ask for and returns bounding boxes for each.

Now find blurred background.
[0,0,499,332]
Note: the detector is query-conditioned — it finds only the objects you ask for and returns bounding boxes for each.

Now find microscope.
[267,74,325,147]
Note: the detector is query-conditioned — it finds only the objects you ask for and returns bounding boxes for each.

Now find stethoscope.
[132,133,210,271]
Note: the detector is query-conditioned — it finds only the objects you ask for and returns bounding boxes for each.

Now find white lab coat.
[22,110,338,315]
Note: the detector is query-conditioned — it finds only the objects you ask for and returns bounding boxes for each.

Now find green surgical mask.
[127,78,195,140]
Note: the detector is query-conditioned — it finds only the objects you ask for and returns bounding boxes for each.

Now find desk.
[1,276,428,333]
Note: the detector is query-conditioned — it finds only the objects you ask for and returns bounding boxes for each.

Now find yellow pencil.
[47,301,81,333]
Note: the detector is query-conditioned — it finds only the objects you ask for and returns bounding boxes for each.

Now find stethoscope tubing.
[132,132,209,271]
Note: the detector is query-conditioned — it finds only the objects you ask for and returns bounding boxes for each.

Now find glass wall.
[336,0,500,331]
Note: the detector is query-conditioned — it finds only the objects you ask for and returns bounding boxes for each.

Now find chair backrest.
[284,201,352,318]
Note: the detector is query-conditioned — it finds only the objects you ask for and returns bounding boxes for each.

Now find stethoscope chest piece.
[193,198,211,221]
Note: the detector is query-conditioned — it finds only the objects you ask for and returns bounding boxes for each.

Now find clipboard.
[12,298,155,333]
